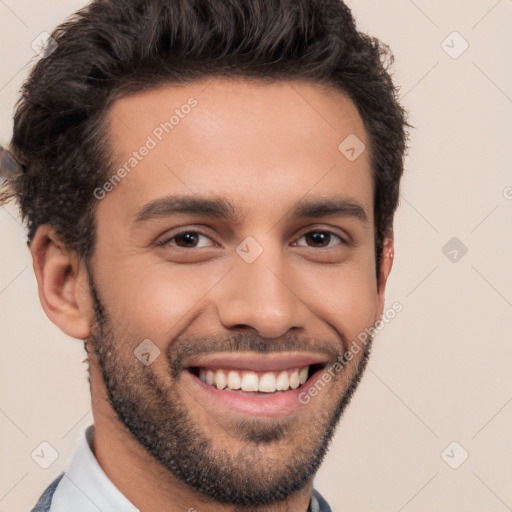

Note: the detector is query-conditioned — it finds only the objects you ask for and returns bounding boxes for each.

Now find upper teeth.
[198,367,309,393]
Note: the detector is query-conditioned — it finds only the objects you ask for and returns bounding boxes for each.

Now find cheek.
[302,264,379,344]
[93,257,225,340]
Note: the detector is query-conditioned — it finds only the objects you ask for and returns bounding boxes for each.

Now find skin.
[31,78,394,512]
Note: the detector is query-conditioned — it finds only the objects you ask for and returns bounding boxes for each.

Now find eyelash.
[155,228,350,250]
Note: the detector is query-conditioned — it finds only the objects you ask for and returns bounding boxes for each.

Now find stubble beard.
[85,272,372,507]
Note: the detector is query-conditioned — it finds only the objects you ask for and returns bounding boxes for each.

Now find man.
[3,0,408,510]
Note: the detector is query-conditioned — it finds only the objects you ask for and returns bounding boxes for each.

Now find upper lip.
[185,352,330,372]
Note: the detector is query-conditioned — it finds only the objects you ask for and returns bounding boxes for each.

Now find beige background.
[1,1,511,511]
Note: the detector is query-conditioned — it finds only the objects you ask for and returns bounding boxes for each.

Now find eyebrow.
[134,194,368,224]
[291,196,368,223]
[134,195,241,223]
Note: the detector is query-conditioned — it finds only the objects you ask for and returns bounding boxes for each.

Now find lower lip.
[181,367,326,418]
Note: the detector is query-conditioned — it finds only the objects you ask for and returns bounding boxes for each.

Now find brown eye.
[175,232,199,247]
[157,230,215,249]
[295,230,346,249]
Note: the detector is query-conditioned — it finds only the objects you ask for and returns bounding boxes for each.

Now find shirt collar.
[50,424,139,512]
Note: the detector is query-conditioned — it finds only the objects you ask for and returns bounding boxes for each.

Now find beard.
[84,269,372,507]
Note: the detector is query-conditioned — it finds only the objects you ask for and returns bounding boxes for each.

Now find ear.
[376,232,394,318]
[30,225,93,339]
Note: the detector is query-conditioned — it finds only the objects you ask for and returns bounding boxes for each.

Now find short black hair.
[7,0,409,270]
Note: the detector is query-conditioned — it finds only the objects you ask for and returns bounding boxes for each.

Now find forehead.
[103,78,373,226]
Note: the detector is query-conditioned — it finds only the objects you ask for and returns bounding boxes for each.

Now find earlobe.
[31,225,92,339]
[376,234,394,317]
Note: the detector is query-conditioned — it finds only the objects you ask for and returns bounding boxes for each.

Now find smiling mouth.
[187,364,326,394]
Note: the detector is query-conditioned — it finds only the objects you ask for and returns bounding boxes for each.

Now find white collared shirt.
[50,425,139,512]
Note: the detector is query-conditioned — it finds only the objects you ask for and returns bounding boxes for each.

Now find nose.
[215,242,310,339]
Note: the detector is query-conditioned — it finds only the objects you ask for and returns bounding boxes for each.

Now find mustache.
[168,331,345,375]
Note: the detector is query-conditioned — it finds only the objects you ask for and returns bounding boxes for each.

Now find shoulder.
[29,473,64,512]
[310,487,333,512]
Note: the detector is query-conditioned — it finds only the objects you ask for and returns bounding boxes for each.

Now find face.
[85,78,390,505]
